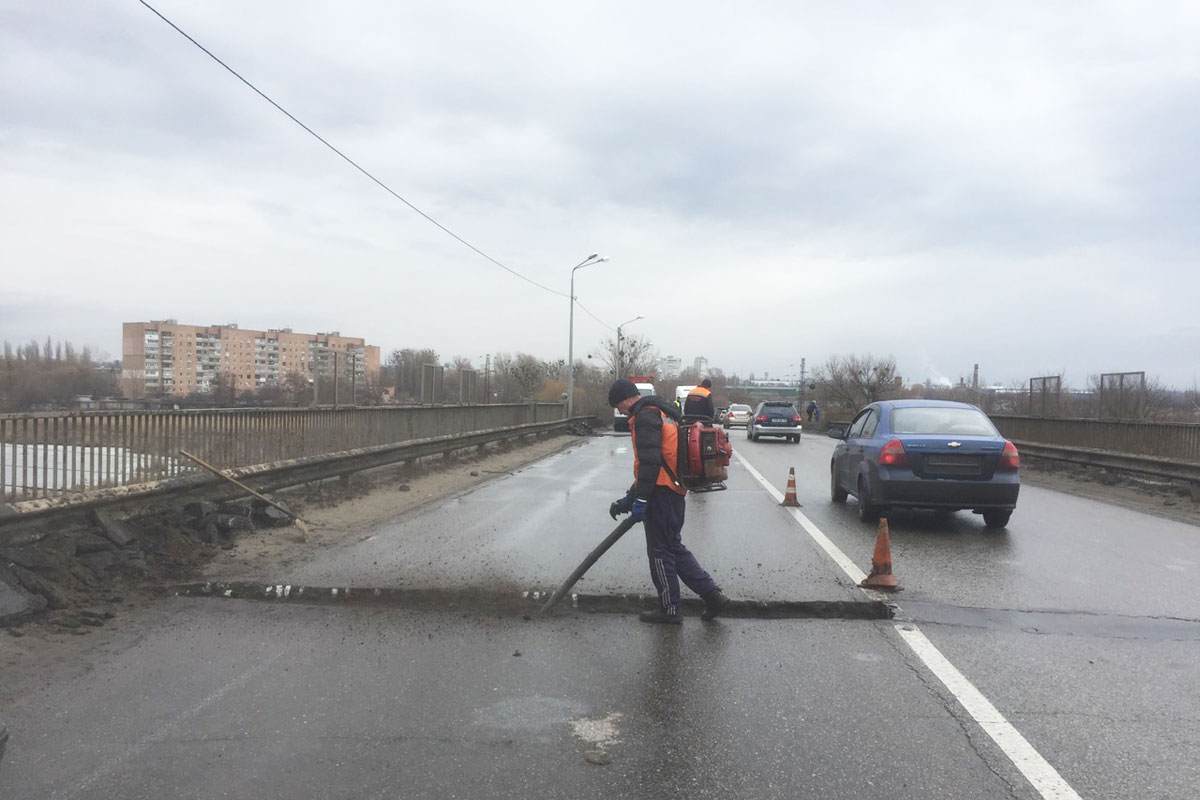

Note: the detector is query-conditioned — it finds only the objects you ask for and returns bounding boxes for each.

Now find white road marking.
[735,454,866,582]
[733,450,1083,800]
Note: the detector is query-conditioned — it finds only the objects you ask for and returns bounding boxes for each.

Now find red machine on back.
[677,418,731,492]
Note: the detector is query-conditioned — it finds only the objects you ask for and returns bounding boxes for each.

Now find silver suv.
[747,401,802,443]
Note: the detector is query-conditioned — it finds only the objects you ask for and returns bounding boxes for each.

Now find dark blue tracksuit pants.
[643,487,719,616]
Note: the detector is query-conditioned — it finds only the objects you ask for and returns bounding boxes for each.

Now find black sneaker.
[638,609,683,625]
[701,591,731,621]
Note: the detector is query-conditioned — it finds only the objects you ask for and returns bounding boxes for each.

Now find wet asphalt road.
[2,431,1198,799]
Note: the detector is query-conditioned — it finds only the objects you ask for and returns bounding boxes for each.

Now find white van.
[675,385,697,409]
[613,380,656,432]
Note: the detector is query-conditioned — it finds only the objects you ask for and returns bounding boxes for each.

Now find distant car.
[715,407,729,424]
[747,401,803,442]
[828,399,1019,528]
[723,404,752,428]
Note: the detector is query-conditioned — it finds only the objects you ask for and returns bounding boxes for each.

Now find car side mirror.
[826,424,847,440]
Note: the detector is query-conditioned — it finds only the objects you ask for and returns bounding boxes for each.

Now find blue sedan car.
[828,399,1019,528]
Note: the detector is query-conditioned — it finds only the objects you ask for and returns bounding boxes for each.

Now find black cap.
[608,378,640,407]
[700,378,712,388]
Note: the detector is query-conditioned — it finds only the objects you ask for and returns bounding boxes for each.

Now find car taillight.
[879,438,907,466]
[999,440,1019,470]
[790,414,801,423]
[755,414,768,422]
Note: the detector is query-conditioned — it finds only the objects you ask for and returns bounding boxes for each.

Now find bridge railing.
[0,403,564,502]
[989,415,1200,464]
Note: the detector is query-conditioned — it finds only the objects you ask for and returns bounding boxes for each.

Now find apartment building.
[121,320,380,398]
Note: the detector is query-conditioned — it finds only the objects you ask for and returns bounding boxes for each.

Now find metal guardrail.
[1014,441,1200,485]
[0,403,564,502]
[0,418,582,534]
[991,415,1200,464]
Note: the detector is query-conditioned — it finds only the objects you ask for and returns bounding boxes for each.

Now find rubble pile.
[0,500,295,624]
[565,420,599,437]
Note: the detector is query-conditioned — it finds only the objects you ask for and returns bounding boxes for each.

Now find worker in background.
[683,378,716,420]
[607,378,730,624]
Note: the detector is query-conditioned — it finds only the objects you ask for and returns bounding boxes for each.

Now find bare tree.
[592,334,658,378]
[0,338,121,411]
[386,347,439,402]
[814,354,900,415]
[211,372,238,407]
[493,352,551,401]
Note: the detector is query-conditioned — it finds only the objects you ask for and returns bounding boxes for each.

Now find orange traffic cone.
[860,517,900,592]
[780,468,802,507]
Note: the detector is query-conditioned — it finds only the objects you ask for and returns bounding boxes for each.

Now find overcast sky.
[2,1,1198,388]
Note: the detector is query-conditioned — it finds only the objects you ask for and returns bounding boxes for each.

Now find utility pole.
[312,348,320,408]
[333,351,340,408]
[484,354,491,404]
[615,329,622,379]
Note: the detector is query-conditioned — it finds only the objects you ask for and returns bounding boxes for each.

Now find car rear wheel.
[831,466,847,503]
[790,435,800,444]
[982,510,1012,529]
[856,477,878,522]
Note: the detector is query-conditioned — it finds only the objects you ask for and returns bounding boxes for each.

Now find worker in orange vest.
[607,378,730,624]
[683,378,716,420]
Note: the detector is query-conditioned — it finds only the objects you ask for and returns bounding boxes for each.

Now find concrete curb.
[171,581,896,621]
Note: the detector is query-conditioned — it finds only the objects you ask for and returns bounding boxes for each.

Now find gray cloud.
[2,0,1198,387]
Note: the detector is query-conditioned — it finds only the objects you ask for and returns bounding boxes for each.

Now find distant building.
[693,356,708,375]
[660,356,682,379]
[121,320,380,398]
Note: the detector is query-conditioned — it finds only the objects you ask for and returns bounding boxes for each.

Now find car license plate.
[926,454,977,466]
[924,453,983,475]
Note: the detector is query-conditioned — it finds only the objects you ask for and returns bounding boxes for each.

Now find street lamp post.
[566,253,608,417]
[615,315,645,379]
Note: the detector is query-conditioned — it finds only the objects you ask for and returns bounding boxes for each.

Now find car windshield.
[730,405,751,412]
[890,407,998,436]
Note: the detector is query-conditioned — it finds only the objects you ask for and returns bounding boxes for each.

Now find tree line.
[807,354,1200,423]
[7,335,1192,422]
[0,339,119,412]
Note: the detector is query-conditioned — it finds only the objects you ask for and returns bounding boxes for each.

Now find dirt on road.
[0,433,584,706]
[199,433,584,581]
[1020,455,1200,527]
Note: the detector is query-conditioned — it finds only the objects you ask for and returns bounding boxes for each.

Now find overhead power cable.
[573,299,615,332]
[137,0,568,298]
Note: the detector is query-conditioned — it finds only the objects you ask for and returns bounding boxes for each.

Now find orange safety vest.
[629,406,687,495]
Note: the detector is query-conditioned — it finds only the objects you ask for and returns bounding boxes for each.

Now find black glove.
[609,493,634,520]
